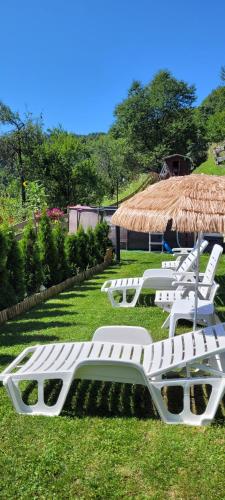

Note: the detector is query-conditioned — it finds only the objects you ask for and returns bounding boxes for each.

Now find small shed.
[160,154,193,180]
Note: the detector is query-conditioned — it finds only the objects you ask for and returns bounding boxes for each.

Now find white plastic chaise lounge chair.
[1,323,225,425]
[155,244,223,313]
[161,242,199,270]
[163,291,221,338]
[101,240,208,308]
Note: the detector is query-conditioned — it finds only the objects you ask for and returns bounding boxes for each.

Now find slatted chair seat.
[1,323,225,425]
[156,245,223,336]
[101,240,208,308]
[162,244,196,270]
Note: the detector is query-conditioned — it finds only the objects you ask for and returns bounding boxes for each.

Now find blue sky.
[1,0,225,134]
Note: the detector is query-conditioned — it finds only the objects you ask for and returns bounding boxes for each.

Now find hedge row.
[0,217,111,311]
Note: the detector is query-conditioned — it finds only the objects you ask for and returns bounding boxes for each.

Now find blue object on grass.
[163,241,173,254]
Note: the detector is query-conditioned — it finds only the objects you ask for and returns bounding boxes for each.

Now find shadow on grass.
[0,353,16,366]
[0,331,60,348]
[137,293,156,307]
[21,379,225,423]
[23,308,78,321]
[119,259,138,265]
[0,320,74,335]
[33,302,74,310]
[0,317,76,347]
[111,291,155,308]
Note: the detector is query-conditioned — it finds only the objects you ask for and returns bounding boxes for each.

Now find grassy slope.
[0,251,225,498]
[194,147,225,176]
[102,173,148,206]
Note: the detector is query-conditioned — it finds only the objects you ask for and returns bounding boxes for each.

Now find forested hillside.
[1,68,225,223]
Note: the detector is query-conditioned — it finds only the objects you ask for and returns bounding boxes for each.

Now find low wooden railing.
[0,249,113,325]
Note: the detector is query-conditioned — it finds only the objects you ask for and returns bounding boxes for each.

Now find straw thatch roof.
[111,174,225,233]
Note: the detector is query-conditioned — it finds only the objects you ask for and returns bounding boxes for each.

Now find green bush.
[0,218,111,311]
[206,111,225,142]
[94,221,110,263]
[65,233,79,276]
[6,228,25,302]
[76,225,89,271]
[0,227,17,309]
[53,223,69,283]
[21,223,43,295]
[38,213,57,287]
[86,227,98,267]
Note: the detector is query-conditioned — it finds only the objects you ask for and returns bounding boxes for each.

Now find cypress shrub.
[38,213,57,287]
[76,225,89,271]
[94,221,110,262]
[52,223,69,283]
[65,233,79,276]
[0,227,17,309]
[21,223,43,295]
[86,227,98,268]
[6,227,25,302]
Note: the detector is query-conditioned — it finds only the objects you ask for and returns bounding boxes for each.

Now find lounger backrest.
[208,282,220,302]
[93,326,153,344]
[199,244,223,299]
[176,239,208,281]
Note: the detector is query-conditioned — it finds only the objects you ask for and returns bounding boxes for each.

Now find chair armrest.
[173,271,204,280]
[101,281,112,292]
[0,346,37,381]
[172,248,192,255]
[172,281,213,288]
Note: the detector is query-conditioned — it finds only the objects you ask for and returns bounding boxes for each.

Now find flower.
[34,208,64,221]
[47,208,64,220]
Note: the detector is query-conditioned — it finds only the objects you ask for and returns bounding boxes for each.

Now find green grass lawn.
[0,251,225,499]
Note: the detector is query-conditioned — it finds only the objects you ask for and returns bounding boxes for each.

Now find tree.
[76,226,89,271]
[87,134,130,199]
[6,228,25,302]
[86,227,98,267]
[53,223,69,282]
[111,70,202,169]
[65,233,79,276]
[206,111,225,142]
[38,213,57,287]
[72,158,104,205]
[220,65,225,84]
[21,223,43,295]
[94,222,110,262]
[0,227,17,309]
[200,86,225,117]
[0,102,44,203]
[34,129,86,207]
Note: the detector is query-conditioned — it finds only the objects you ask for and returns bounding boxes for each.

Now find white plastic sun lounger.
[161,242,198,270]
[101,240,208,308]
[163,291,221,338]
[155,244,223,313]
[1,323,225,425]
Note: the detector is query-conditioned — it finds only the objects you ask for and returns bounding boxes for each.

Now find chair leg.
[128,287,142,307]
[148,377,225,425]
[169,314,178,338]
[161,314,171,329]
[108,287,141,308]
[4,374,72,416]
[108,290,122,307]
[212,313,221,324]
